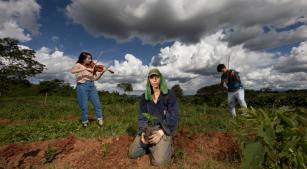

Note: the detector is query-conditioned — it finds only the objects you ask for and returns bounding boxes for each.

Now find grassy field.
[0,95,236,144]
[0,95,306,169]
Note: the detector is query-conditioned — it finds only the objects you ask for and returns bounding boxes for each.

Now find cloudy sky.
[1,0,307,95]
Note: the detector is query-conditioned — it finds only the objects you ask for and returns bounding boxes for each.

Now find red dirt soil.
[0,130,240,169]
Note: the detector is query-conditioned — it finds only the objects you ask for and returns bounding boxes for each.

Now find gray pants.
[128,135,173,166]
[228,88,247,117]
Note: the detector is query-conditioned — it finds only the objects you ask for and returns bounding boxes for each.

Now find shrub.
[234,107,307,169]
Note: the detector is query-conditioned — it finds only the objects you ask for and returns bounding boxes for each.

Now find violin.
[86,61,114,74]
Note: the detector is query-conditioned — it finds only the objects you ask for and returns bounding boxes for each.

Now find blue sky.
[264,21,306,53]
[23,0,173,64]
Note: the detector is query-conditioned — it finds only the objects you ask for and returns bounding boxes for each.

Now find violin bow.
[94,50,114,74]
[95,50,104,65]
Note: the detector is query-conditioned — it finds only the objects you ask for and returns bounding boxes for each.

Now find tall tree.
[196,84,226,96]
[117,83,133,94]
[171,84,183,98]
[0,38,45,95]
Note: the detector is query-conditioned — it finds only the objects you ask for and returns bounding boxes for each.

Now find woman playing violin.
[70,52,106,127]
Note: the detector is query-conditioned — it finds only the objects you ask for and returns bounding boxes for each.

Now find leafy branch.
[142,112,158,125]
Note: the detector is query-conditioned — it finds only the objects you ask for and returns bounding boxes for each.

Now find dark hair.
[77,52,92,64]
[217,64,226,72]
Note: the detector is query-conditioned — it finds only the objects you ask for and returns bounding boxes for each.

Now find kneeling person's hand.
[149,129,164,144]
[141,132,149,144]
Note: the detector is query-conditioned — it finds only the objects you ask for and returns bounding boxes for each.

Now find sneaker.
[82,123,87,127]
[98,119,104,127]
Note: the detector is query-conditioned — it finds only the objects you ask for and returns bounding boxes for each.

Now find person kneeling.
[128,68,179,166]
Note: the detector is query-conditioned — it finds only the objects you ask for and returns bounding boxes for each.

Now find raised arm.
[71,64,86,74]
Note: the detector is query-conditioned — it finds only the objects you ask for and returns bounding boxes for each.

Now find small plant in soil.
[101,143,109,158]
[175,148,186,168]
[44,145,57,163]
[142,112,160,143]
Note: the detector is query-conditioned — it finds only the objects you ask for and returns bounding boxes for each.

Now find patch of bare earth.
[0,130,240,169]
[0,118,28,125]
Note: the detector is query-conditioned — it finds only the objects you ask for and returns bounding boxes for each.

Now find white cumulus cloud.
[31,32,307,94]
[0,0,40,42]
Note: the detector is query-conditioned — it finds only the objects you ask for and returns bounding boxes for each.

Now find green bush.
[234,107,307,169]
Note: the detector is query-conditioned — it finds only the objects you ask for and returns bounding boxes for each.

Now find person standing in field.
[217,64,247,117]
[128,68,179,166]
[71,52,106,127]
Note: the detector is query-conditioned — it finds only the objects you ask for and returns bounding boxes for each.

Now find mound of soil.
[174,129,240,163]
[0,130,240,169]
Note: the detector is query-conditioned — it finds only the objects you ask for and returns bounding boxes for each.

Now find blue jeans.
[128,135,173,166]
[228,88,247,117]
[76,81,103,124]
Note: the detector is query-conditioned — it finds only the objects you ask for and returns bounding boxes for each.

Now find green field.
[0,95,236,144]
[0,94,306,169]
